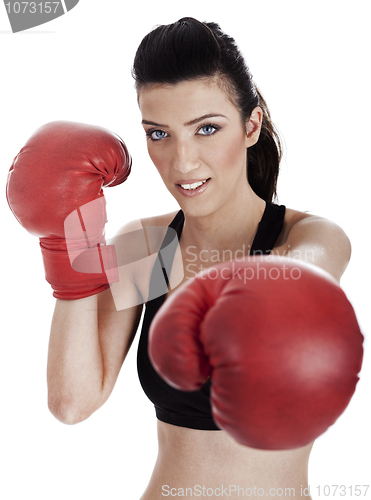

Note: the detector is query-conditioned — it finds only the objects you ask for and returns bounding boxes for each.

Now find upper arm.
[96,220,146,404]
[97,285,142,404]
[273,215,352,284]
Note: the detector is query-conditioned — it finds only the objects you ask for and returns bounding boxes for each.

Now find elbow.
[48,397,94,425]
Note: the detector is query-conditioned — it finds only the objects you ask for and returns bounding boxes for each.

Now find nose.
[171,140,200,174]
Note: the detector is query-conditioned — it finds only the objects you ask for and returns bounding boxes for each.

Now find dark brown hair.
[132,17,283,202]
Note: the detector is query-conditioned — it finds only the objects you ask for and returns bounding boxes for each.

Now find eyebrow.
[141,113,228,128]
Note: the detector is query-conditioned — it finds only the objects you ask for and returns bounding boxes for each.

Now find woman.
[46,17,352,499]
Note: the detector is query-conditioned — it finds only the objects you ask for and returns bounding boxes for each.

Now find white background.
[1,1,370,498]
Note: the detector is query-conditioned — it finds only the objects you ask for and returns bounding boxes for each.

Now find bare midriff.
[140,420,313,499]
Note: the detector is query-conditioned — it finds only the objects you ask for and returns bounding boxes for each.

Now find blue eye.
[146,123,220,141]
[146,129,168,141]
[197,124,220,136]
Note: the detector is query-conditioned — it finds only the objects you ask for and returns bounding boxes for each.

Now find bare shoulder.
[274,207,352,283]
[109,210,179,305]
[274,207,312,247]
[110,209,179,267]
[282,207,351,248]
[115,210,179,252]
[113,210,178,235]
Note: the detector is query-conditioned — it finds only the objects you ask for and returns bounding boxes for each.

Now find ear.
[245,106,263,148]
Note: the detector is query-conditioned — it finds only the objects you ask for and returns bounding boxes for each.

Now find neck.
[180,185,267,258]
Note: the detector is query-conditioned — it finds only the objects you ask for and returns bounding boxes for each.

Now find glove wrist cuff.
[40,238,118,300]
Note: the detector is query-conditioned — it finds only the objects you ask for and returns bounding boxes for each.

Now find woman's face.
[138,78,261,217]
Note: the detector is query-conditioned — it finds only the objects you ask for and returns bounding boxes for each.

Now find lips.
[175,178,211,198]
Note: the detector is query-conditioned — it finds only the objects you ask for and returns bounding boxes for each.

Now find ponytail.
[247,86,283,202]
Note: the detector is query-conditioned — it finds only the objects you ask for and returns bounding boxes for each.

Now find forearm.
[47,295,104,424]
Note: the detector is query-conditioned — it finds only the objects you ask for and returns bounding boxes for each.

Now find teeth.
[180,180,207,190]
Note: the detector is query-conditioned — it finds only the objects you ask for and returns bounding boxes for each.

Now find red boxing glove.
[6,121,131,299]
[149,257,364,450]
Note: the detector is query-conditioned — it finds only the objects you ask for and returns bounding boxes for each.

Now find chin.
[178,199,217,219]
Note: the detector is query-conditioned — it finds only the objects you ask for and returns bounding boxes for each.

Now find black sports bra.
[137,201,286,430]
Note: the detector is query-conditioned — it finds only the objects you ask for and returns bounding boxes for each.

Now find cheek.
[211,132,247,171]
[147,146,168,177]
